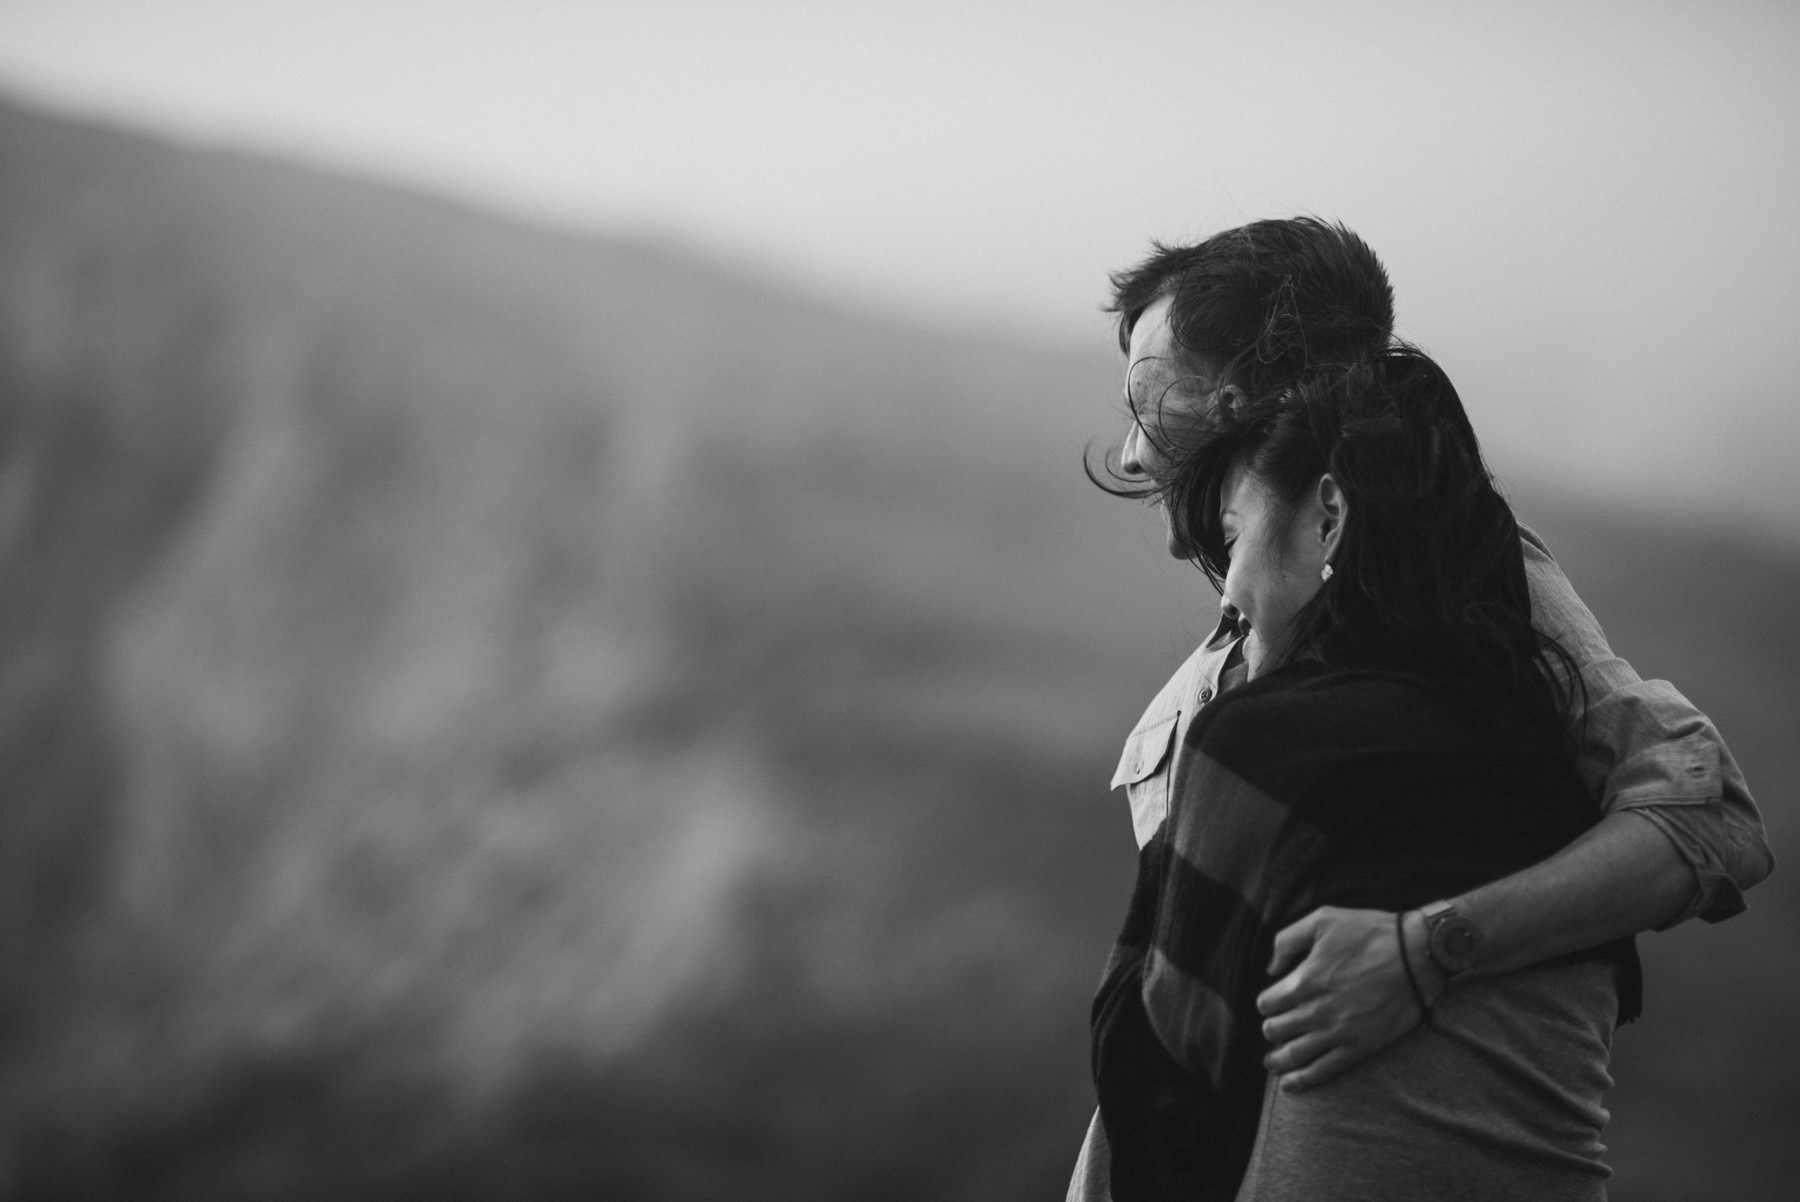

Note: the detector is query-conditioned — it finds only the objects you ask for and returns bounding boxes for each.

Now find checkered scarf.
[1091,667,1640,1202]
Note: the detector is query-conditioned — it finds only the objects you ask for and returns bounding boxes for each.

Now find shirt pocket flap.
[1609,730,1721,809]
[1111,714,1180,791]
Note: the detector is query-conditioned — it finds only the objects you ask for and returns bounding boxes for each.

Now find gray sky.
[3,0,1797,538]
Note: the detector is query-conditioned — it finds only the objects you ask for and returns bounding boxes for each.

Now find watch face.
[1430,913,1483,974]
[1441,922,1478,961]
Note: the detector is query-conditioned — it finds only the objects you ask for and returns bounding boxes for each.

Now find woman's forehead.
[1221,461,1277,510]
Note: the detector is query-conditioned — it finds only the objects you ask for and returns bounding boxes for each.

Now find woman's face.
[1219,463,1334,675]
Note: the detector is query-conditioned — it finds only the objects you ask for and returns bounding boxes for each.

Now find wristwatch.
[1419,899,1484,978]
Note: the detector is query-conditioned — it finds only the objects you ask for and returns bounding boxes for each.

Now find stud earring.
[1321,563,1334,582]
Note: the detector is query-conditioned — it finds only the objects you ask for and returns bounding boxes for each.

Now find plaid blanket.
[1091,667,1641,1202]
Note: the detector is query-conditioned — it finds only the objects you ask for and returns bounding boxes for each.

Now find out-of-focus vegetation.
[0,97,1791,1200]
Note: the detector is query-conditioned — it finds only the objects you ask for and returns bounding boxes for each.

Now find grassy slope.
[0,96,1790,1200]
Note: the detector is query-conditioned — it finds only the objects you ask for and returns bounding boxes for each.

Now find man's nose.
[1121,424,1146,478]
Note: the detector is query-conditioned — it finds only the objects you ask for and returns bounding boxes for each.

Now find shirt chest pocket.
[1112,713,1180,846]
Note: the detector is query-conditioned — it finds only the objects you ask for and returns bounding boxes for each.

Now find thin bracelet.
[1395,910,1433,1025]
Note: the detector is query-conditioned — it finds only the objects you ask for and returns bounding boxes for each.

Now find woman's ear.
[1316,474,1348,561]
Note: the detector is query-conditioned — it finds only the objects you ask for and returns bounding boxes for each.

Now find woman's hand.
[1254,906,1439,1091]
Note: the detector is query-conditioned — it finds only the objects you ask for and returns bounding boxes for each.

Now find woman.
[1088,349,1638,1201]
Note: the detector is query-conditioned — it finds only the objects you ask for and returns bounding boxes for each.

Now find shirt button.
[1200,687,1214,704]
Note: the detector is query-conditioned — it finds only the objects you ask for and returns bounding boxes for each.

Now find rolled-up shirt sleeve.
[1522,528,1774,925]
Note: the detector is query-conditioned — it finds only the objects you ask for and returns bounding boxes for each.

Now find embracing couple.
[1069,219,1772,1201]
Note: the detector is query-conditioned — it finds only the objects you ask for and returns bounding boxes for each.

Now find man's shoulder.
[1127,633,1231,730]
[1517,522,1554,561]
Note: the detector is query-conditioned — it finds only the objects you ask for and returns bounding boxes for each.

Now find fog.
[3,0,1797,534]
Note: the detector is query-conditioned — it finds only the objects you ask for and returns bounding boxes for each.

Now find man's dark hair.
[1107,217,1395,394]
[1088,217,1399,510]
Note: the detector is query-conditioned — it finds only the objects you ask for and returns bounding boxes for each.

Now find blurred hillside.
[0,96,1791,1200]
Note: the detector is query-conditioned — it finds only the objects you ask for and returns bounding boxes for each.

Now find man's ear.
[1316,474,1348,561]
[1212,383,1248,419]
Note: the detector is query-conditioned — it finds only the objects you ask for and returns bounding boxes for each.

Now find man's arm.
[1253,529,1772,1090]
[1569,675,1770,924]
[1518,527,1773,922]
[1254,810,1692,1090]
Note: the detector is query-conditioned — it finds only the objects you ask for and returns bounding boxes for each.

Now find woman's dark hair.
[1088,218,1579,740]
[1179,348,1583,745]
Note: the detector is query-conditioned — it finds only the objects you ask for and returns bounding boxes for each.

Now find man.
[1072,218,1771,1190]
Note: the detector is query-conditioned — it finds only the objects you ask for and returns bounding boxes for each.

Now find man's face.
[1119,296,1221,558]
